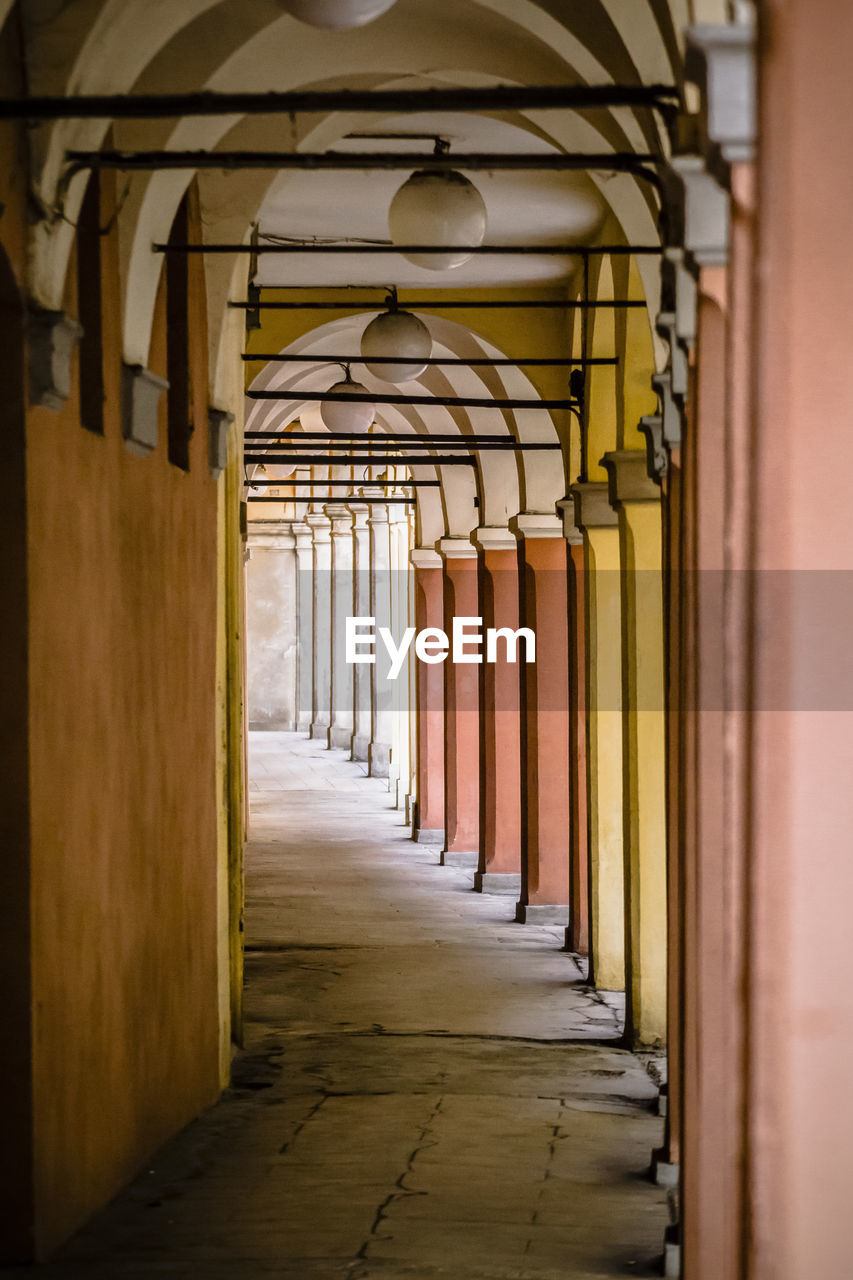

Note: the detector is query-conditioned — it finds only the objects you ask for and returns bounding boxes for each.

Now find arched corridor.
[2,1,853,1276]
[29,732,666,1279]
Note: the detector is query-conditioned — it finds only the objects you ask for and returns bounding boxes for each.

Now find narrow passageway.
[32,734,667,1280]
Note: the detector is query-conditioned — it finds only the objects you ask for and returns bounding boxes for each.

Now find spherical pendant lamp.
[361,308,432,381]
[320,369,374,434]
[281,0,397,28]
[388,169,487,270]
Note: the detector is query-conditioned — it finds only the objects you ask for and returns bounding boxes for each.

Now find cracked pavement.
[27,733,668,1279]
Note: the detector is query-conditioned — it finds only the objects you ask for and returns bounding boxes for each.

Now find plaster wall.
[246,533,298,731]
[15,168,222,1257]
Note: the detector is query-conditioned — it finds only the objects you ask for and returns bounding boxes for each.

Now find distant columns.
[245,522,298,731]
[349,504,372,761]
[512,515,571,925]
[367,496,393,779]
[326,505,355,751]
[473,526,522,896]
[293,522,314,734]
[570,482,626,992]
[602,449,667,1049]
[305,512,332,741]
[411,547,445,845]
[438,537,480,867]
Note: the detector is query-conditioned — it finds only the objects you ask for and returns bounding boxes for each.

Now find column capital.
[472,526,517,552]
[325,503,354,535]
[685,20,756,172]
[601,449,662,506]
[411,547,443,569]
[568,482,618,531]
[637,416,668,484]
[555,499,584,545]
[305,512,331,543]
[291,521,313,551]
[509,512,564,540]
[347,503,370,529]
[437,536,478,561]
[29,308,83,410]
[246,523,297,551]
[667,153,730,271]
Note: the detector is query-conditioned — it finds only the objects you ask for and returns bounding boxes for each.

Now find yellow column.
[570,483,625,992]
[602,450,667,1048]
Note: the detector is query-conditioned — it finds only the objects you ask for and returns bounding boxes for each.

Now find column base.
[440,849,479,868]
[296,716,312,734]
[328,724,354,750]
[651,1149,679,1189]
[351,733,370,762]
[474,872,522,896]
[663,1222,681,1277]
[310,720,330,740]
[515,902,570,925]
[414,828,445,846]
[369,742,391,778]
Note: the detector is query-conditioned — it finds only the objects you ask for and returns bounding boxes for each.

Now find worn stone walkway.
[31,732,668,1279]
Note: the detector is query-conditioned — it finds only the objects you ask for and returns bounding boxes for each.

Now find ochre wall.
[1,144,224,1257]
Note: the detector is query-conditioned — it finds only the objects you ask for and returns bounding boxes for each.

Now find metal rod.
[244,454,477,466]
[251,439,560,451]
[248,495,416,503]
[244,431,522,442]
[242,353,619,367]
[248,478,439,487]
[159,242,664,256]
[66,152,662,197]
[231,299,645,311]
[247,390,576,410]
[1,84,678,121]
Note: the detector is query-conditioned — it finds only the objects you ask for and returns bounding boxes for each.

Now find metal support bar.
[247,478,439,487]
[245,431,526,442]
[1,83,679,120]
[247,390,577,410]
[250,439,560,451]
[244,453,477,466]
[242,353,619,367]
[160,242,663,257]
[231,299,646,312]
[248,495,416,503]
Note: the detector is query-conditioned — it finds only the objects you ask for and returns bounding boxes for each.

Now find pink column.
[745,5,853,1277]
[411,549,445,845]
[438,539,480,867]
[513,518,571,924]
[474,528,522,896]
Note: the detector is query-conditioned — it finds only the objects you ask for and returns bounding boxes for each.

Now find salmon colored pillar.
[473,527,522,896]
[558,501,590,955]
[512,516,571,924]
[438,538,480,867]
[410,548,445,846]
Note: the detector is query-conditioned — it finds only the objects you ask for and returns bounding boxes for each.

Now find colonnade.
[247,495,416,814]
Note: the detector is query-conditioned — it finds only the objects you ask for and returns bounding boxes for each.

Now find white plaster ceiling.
[254,112,606,289]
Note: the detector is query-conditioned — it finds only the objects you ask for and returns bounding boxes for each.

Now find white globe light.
[388,169,488,270]
[320,378,374,434]
[281,0,397,28]
[361,309,432,381]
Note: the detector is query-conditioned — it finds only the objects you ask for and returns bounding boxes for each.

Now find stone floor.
[29,732,668,1279]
